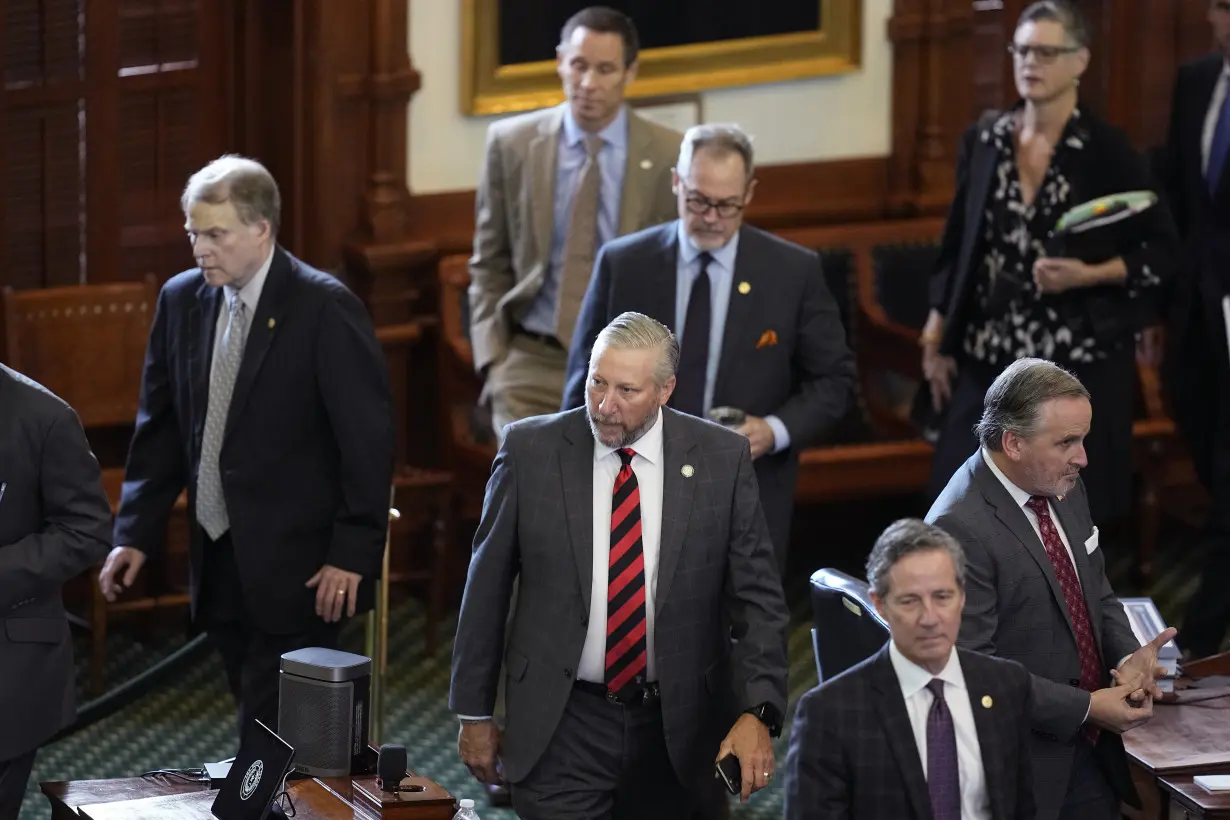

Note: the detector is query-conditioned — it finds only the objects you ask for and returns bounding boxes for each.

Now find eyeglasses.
[681,185,746,219]
[1007,43,1079,64]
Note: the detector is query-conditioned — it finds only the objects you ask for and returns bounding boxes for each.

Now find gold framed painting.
[460,1,862,116]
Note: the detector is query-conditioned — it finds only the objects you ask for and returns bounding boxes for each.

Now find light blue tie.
[197,296,249,539]
[1208,86,1230,195]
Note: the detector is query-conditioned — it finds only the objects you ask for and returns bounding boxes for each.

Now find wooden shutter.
[0,0,228,290]
[2,0,87,289]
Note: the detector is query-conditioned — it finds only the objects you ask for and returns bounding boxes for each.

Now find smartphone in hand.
[715,753,741,795]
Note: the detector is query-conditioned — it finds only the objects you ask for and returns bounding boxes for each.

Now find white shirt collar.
[223,246,275,315]
[888,639,966,700]
[980,447,1036,509]
[593,406,664,466]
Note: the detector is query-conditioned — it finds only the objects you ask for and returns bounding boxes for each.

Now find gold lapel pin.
[738,281,751,295]
[981,695,993,708]
[640,159,653,169]
[681,464,694,478]
[268,318,276,329]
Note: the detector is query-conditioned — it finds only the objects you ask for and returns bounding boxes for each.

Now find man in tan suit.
[469,5,681,438]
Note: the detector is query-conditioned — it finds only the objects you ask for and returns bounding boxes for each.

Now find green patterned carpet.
[16,496,1209,819]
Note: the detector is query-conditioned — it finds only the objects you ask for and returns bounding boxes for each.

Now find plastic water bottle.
[452,797,480,820]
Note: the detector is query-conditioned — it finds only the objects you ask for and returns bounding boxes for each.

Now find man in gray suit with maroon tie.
[449,312,790,819]
[926,357,1176,820]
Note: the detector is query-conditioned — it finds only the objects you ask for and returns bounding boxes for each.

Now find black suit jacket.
[560,221,856,555]
[0,366,112,761]
[926,453,1141,820]
[1161,53,1230,487]
[114,248,395,635]
[785,644,1034,820]
[929,106,1178,359]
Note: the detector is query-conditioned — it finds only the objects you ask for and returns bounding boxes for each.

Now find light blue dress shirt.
[674,222,790,453]
[521,105,628,337]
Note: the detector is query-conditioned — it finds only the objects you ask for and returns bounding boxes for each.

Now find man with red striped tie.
[449,311,790,819]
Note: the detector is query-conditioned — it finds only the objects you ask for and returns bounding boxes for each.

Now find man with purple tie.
[784,519,1035,820]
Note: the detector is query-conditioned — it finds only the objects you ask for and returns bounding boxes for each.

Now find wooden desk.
[41,771,455,819]
[1124,694,1230,819]
[1160,776,1230,819]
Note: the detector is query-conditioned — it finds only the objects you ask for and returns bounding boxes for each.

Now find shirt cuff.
[1082,694,1091,726]
[764,415,790,454]
[457,715,493,722]
[1115,655,1133,671]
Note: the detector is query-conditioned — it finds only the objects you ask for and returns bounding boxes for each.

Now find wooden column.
[887,0,975,215]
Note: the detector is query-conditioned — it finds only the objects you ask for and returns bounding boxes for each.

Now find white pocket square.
[1084,527,1099,554]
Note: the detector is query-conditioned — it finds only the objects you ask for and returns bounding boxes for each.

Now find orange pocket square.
[756,330,778,348]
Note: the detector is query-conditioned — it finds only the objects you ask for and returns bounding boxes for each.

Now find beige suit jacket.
[467,104,682,373]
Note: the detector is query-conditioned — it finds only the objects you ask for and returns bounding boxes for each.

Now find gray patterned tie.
[926,678,961,820]
[197,296,249,540]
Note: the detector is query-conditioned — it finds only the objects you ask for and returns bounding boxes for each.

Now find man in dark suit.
[1161,0,1230,659]
[926,357,1175,820]
[561,123,855,570]
[0,366,113,820]
[451,312,790,819]
[785,518,1034,820]
[98,155,395,737]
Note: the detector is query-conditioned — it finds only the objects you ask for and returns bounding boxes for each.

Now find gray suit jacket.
[0,365,112,761]
[467,104,681,373]
[925,451,1141,820]
[449,407,790,789]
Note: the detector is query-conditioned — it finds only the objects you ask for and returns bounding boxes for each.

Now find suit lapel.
[189,277,221,442]
[529,108,563,267]
[645,224,680,328]
[868,647,932,820]
[223,248,288,442]
[713,227,758,403]
[962,654,1004,820]
[653,409,696,611]
[618,112,657,235]
[973,456,1078,639]
[561,412,596,610]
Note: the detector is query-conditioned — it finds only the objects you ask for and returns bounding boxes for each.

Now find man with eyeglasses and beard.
[451,312,789,819]
[561,123,855,577]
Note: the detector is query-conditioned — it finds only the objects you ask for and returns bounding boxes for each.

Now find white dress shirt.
[577,409,665,684]
[980,448,1078,574]
[209,248,274,382]
[889,641,990,820]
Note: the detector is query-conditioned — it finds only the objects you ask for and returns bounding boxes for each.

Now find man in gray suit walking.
[926,357,1175,820]
[450,311,790,819]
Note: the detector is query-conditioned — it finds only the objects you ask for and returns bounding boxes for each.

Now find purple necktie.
[926,678,961,820]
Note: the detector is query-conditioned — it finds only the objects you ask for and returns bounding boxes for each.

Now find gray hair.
[590,311,679,388]
[1018,0,1090,48]
[975,357,1090,451]
[676,123,755,183]
[866,519,966,599]
[182,154,282,236]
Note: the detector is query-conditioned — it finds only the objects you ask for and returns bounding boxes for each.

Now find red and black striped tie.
[605,447,647,698]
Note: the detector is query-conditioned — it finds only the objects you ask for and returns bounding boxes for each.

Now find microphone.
[376,743,407,792]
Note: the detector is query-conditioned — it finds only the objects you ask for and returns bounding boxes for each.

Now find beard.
[587,405,660,449]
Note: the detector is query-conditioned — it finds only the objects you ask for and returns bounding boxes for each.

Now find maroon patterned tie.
[605,448,647,698]
[1025,495,1102,742]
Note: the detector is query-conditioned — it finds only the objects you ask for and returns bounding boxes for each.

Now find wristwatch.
[744,702,784,738]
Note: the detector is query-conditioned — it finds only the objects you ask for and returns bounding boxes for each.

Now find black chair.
[809,568,890,683]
